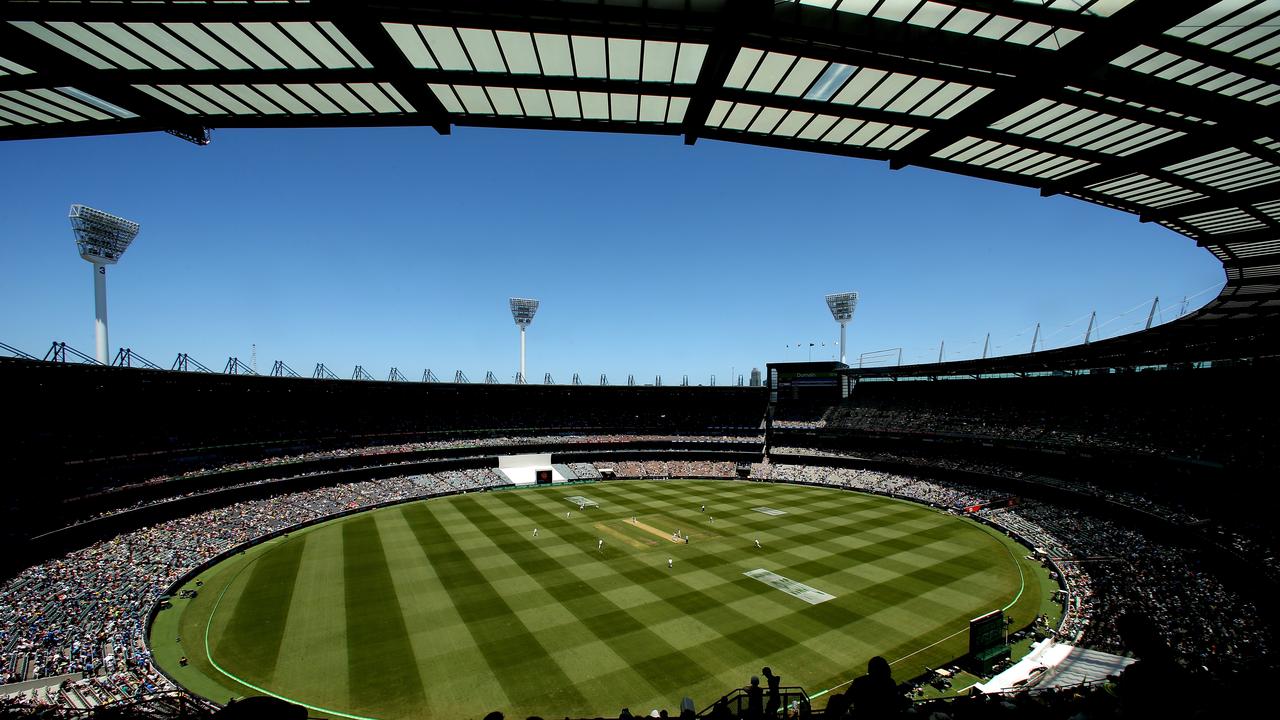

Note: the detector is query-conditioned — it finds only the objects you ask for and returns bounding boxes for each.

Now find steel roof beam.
[0,23,209,143]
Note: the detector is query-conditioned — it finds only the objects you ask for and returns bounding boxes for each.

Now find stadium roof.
[2,0,1279,329]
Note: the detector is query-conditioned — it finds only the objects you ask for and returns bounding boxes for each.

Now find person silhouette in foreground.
[1115,613,1190,718]
[848,656,904,718]
[746,675,764,719]
[762,666,781,717]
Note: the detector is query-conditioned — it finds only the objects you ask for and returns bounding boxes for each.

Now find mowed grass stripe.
[627,482,1028,690]
[342,515,427,713]
[588,483,1000,653]
[271,524,351,708]
[492,489,848,674]
[373,508,514,716]
[214,535,306,681]
[399,502,589,710]
[452,494,711,699]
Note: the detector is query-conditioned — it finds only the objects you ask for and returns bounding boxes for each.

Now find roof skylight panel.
[82,22,183,70]
[884,77,944,113]
[745,52,795,94]
[10,21,113,69]
[1183,207,1268,233]
[821,117,862,143]
[222,84,287,114]
[796,113,840,140]
[349,83,401,114]
[317,22,370,69]
[722,102,760,130]
[667,96,690,123]
[705,99,731,126]
[854,121,910,148]
[30,88,113,120]
[775,57,827,97]
[125,23,217,70]
[188,85,254,114]
[383,24,435,69]
[252,83,313,113]
[913,81,982,117]
[132,85,196,114]
[164,24,251,70]
[0,92,68,123]
[280,22,356,69]
[580,91,609,119]
[241,23,318,69]
[316,83,372,113]
[497,31,539,74]
[723,48,764,89]
[608,92,637,121]
[548,89,579,118]
[572,36,606,78]
[673,43,706,84]
[421,26,471,71]
[0,56,34,75]
[534,33,573,76]
[856,71,917,110]
[157,84,229,114]
[459,29,506,73]
[1228,238,1280,256]
[768,108,808,136]
[427,83,463,113]
[747,106,786,133]
[870,0,918,23]
[486,86,521,115]
[805,63,856,101]
[830,67,887,105]
[641,41,677,83]
[205,23,285,69]
[285,83,341,113]
[608,38,641,81]
[453,85,493,114]
[639,94,668,123]
[1167,1,1280,44]
[942,8,989,34]
[0,107,33,125]
[932,86,991,118]
[905,2,957,30]
[47,22,148,70]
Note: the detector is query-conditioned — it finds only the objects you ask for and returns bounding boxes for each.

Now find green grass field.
[151,480,1051,719]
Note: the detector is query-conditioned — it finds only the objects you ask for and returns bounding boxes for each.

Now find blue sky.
[1,126,1223,382]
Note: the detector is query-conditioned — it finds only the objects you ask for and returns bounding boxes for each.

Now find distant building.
[749,368,762,387]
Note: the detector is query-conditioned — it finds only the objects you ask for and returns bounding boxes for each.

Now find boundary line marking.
[202,544,380,720]
[808,521,1027,701]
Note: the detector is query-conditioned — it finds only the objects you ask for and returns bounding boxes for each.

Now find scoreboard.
[969,609,1005,655]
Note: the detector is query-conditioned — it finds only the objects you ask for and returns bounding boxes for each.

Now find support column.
[93,263,108,364]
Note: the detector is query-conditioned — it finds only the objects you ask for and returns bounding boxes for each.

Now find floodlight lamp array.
[825,292,858,322]
[69,204,140,264]
[510,297,540,327]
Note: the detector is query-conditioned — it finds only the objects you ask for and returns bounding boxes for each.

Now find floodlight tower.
[69,205,140,364]
[824,291,859,365]
[509,297,540,381]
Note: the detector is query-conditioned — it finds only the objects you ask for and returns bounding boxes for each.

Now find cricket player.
[668,558,673,569]
[533,528,538,537]
[598,538,604,552]
[754,539,762,549]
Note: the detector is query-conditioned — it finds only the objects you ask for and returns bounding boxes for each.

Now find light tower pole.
[824,291,859,365]
[69,205,140,364]
[509,297,540,382]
